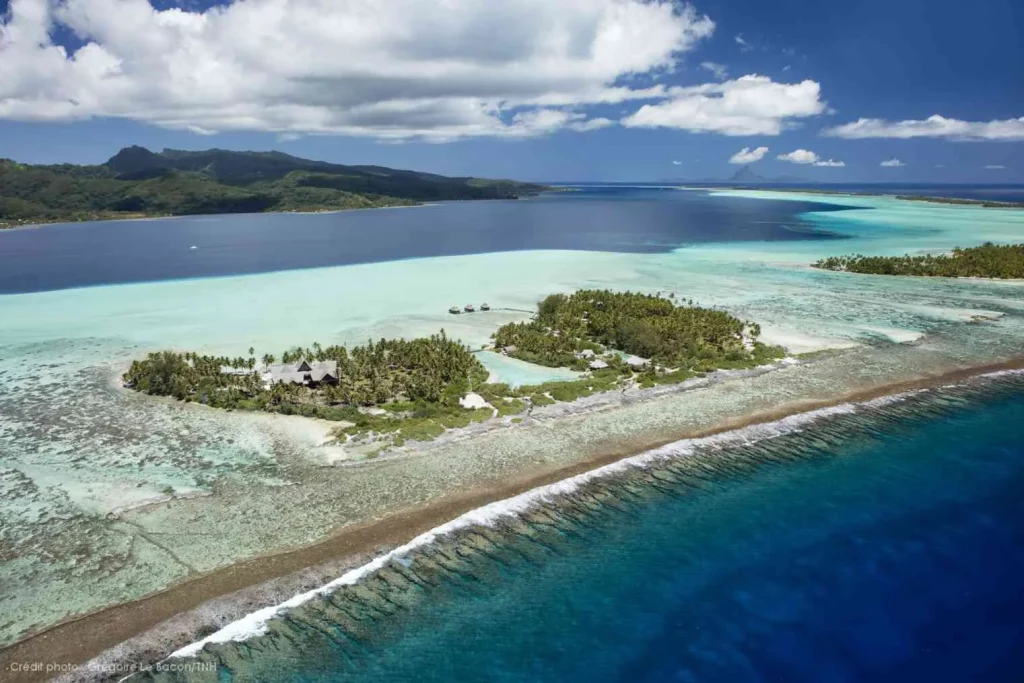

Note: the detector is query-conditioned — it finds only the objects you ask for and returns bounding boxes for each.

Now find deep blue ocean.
[0,187,851,294]
[145,373,1024,683]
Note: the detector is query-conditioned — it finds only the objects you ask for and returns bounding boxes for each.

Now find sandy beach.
[3,357,1022,683]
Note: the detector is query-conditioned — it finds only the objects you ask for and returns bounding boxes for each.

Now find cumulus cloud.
[568,117,615,132]
[621,75,826,135]
[729,146,768,164]
[880,158,905,167]
[823,115,1024,141]
[777,149,845,167]
[0,0,715,141]
[699,61,728,80]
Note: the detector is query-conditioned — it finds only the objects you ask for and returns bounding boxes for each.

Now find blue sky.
[0,0,1021,182]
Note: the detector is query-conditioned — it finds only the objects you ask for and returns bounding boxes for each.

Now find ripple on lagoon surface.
[0,187,850,294]
[2,190,1024,647]
[143,374,1024,683]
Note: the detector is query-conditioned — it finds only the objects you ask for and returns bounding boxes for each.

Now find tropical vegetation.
[123,291,785,453]
[813,242,1024,279]
[492,290,782,370]
[0,146,547,228]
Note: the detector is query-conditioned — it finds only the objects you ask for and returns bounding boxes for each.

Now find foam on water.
[2,189,1024,647]
[167,384,932,659]
[141,370,1024,683]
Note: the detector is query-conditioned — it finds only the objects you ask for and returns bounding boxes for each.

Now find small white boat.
[464,304,476,313]
[449,306,461,314]
[480,303,491,311]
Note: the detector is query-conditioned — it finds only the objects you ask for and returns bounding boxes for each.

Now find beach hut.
[577,349,596,359]
[625,355,649,369]
[589,359,609,370]
[268,360,339,387]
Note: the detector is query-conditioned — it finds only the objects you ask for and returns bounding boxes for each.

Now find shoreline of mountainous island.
[0,146,549,229]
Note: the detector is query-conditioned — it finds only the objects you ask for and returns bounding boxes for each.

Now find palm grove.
[813,243,1024,279]
[124,291,784,449]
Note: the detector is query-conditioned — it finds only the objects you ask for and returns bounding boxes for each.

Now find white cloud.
[735,34,751,51]
[568,117,615,132]
[621,75,826,136]
[672,160,683,165]
[0,0,715,141]
[880,158,905,167]
[729,146,768,164]
[824,115,1024,141]
[699,61,728,80]
[782,65,791,72]
[984,164,1007,170]
[777,149,845,167]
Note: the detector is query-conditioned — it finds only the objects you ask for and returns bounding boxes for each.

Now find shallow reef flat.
[1,192,1023,651]
[132,371,1024,683]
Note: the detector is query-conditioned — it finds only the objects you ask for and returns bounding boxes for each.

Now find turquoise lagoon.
[1,188,1023,649]
[475,351,583,387]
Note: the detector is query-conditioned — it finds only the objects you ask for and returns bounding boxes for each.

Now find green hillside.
[0,147,548,228]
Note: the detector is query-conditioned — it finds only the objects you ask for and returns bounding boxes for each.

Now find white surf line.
[168,371,1021,660]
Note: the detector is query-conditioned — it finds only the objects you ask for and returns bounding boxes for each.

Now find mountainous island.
[727,165,807,183]
[0,146,549,228]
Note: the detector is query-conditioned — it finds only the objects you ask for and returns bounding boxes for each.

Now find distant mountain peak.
[729,165,765,182]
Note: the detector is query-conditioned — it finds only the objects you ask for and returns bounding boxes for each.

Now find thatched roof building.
[268,359,338,386]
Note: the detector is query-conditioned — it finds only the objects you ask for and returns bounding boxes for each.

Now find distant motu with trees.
[813,243,1024,279]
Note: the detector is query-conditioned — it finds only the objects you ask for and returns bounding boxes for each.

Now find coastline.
[0,191,552,233]
[679,185,1024,209]
[4,356,1024,683]
[0,201,428,233]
